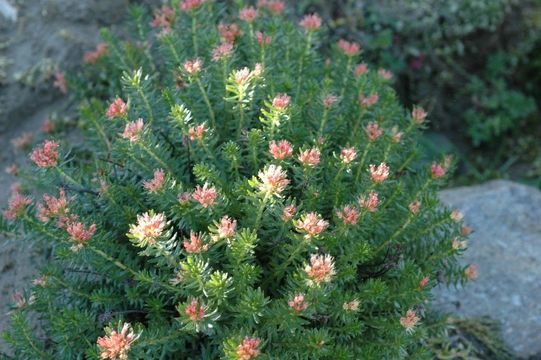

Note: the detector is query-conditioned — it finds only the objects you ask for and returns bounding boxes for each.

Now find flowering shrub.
[2,1,472,358]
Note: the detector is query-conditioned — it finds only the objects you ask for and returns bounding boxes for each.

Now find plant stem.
[253,195,269,231]
[195,77,216,128]
[191,15,199,56]
[87,245,180,294]
[295,32,312,101]
[89,112,111,154]
[318,108,330,136]
[237,89,246,139]
[354,142,372,184]
[56,167,79,187]
[332,165,345,207]
[136,86,155,125]
[248,23,255,55]
[338,57,353,100]
[375,178,432,254]
[164,36,181,65]
[139,142,174,175]
[50,275,92,300]
[351,108,366,141]
[266,238,307,288]
[198,139,217,163]
[21,322,51,360]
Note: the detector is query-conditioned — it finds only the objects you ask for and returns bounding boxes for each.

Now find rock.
[0,0,17,22]
[433,180,541,357]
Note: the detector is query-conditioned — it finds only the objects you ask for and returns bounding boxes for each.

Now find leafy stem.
[195,77,216,128]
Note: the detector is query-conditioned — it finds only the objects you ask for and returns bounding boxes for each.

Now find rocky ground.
[435,180,541,358]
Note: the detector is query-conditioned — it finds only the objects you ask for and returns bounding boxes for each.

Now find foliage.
[304,0,541,183]
[2,1,472,359]
[427,316,515,360]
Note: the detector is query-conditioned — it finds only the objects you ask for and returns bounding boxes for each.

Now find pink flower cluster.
[391,126,403,143]
[3,191,32,220]
[150,5,175,35]
[365,122,383,141]
[234,67,252,85]
[354,63,368,77]
[343,299,360,311]
[212,42,234,62]
[239,6,258,22]
[288,293,309,313]
[218,22,241,44]
[359,191,379,212]
[11,132,33,151]
[128,212,167,245]
[323,94,338,108]
[358,93,379,108]
[121,119,144,143]
[188,124,206,140]
[5,164,18,176]
[30,140,59,168]
[368,163,390,183]
[258,0,285,15]
[400,309,420,333]
[295,212,328,238]
[298,148,320,167]
[431,162,446,179]
[269,140,293,160]
[255,31,271,46]
[378,68,393,80]
[183,232,209,253]
[185,299,206,321]
[464,264,478,280]
[213,215,237,241]
[281,205,296,222]
[107,98,127,119]
[299,14,322,32]
[412,106,427,124]
[337,39,360,57]
[409,200,421,214]
[418,276,430,290]
[53,71,67,94]
[305,254,335,285]
[336,205,359,225]
[37,188,70,226]
[340,147,357,164]
[144,169,165,193]
[97,323,138,360]
[236,337,261,360]
[41,119,55,134]
[184,58,203,75]
[450,209,463,222]
[84,43,108,64]
[192,183,218,208]
[272,94,290,111]
[67,222,97,251]
[257,164,289,196]
[180,0,203,13]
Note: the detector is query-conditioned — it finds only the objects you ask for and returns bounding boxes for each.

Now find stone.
[433,180,541,357]
[0,0,16,21]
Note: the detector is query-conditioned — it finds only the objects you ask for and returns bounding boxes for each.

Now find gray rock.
[433,180,541,357]
[0,0,17,21]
